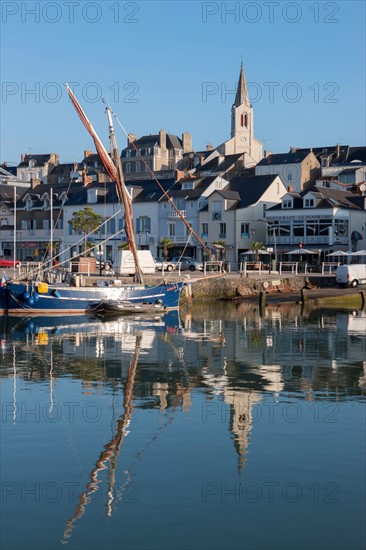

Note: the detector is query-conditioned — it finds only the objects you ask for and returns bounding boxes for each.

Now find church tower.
[217,62,263,164]
[231,62,253,148]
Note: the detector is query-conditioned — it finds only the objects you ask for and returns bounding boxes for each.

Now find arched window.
[244,114,248,127]
[240,114,244,127]
[136,161,141,173]
[126,162,131,174]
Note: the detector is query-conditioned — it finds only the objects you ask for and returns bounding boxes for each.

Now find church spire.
[234,62,249,107]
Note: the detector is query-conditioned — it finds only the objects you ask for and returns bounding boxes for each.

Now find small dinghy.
[92,299,166,316]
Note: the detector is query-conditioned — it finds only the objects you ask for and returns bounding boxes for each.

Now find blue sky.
[1,0,365,164]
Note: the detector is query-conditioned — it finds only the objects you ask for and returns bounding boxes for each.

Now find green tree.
[249,241,265,263]
[69,207,103,257]
[160,238,173,260]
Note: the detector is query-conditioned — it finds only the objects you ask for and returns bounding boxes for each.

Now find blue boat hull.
[4,280,184,315]
[0,286,6,315]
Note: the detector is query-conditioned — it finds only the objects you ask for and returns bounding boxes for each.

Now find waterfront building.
[199,175,286,263]
[264,185,366,256]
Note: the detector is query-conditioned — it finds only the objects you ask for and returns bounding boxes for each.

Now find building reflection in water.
[0,305,365,540]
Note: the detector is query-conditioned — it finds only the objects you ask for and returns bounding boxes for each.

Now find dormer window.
[304,198,314,208]
[87,189,98,204]
[182,182,193,190]
[25,197,33,210]
[43,197,50,209]
[29,159,36,168]
[282,199,292,209]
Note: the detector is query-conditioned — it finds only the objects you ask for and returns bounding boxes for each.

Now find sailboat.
[3,87,186,315]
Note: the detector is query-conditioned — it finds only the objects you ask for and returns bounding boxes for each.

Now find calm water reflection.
[1,304,365,550]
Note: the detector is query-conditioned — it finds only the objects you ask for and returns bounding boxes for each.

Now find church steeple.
[231,61,253,143]
[234,62,250,107]
[221,63,262,163]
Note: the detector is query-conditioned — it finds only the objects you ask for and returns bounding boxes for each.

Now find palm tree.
[249,241,265,263]
[160,238,173,261]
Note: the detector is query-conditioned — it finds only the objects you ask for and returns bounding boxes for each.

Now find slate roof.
[227,175,280,208]
[123,133,183,151]
[0,164,17,176]
[348,147,366,163]
[256,151,312,166]
[267,186,364,212]
[194,153,243,174]
[292,145,349,163]
[0,185,23,202]
[18,154,55,168]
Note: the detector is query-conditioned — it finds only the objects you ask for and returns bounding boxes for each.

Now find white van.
[336,264,366,287]
[117,249,156,275]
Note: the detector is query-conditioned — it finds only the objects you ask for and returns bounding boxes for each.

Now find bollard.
[259,290,266,312]
[301,288,307,304]
[361,291,365,309]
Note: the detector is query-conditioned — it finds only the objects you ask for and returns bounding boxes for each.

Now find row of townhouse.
[1,171,364,267]
[1,60,365,265]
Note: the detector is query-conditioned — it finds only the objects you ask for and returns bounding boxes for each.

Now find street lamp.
[257,219,277,272]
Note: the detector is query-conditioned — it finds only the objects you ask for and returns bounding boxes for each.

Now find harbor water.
[1,303,365,550]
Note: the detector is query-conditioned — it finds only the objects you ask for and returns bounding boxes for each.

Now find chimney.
[182,132,192,153]
[21,153,25,162]
[84,150,93,159]
[82,170,93,186]
[31,178,40,189]
[288,185,293,192]
[290,146,299,153]
[159,129,166,151]
[175,170,185,181]
[206,143,213,151]
[336,143,340,158]
[264,149,271,158]
[128,133,136,146]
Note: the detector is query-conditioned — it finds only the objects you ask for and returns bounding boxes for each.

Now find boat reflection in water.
[0,304,365,550]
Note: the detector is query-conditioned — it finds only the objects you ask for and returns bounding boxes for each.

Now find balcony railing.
[6,229,63,239]
[168,210,186,218]
[274,236,349,246]
[161,235,192,244]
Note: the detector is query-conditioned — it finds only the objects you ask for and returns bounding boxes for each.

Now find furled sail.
[66,84,144,284]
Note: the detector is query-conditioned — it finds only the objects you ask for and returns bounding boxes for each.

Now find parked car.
[154,258,173,272]
[169,256,204,272]
[0,257,21,268]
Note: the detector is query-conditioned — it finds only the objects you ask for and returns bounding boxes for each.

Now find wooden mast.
[105,107,144,285]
